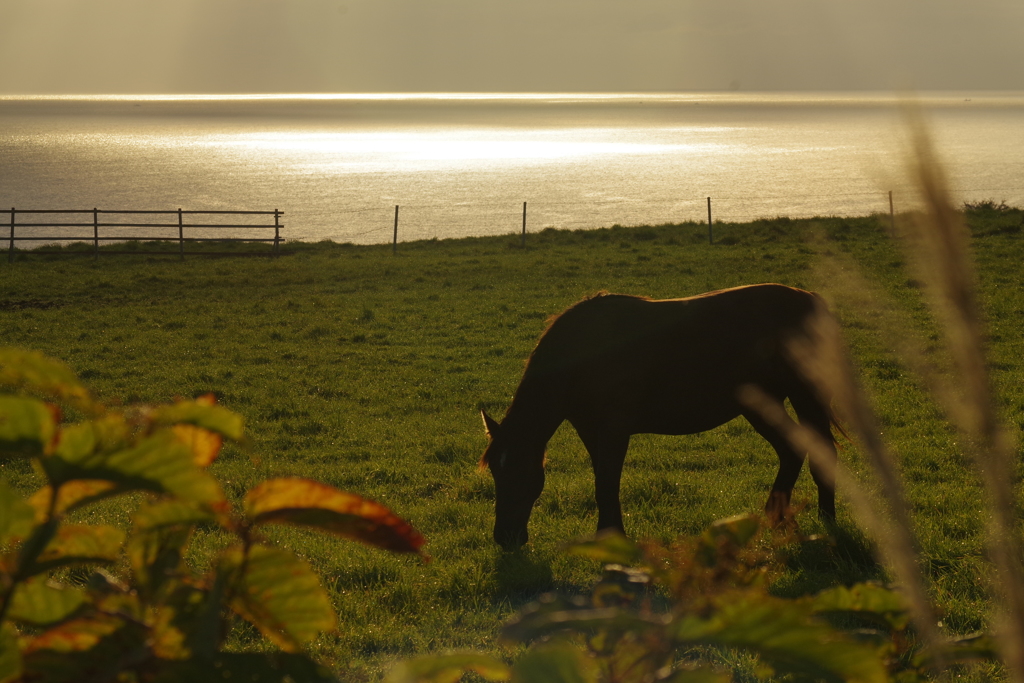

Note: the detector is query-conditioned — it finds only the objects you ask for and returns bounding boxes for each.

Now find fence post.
[393,205,399,255]
[274,209,281,258]
[888,191,895,232]
[8,208,14,263]
[707,197,713,245]
[178,208,185,260]
[521,201,527,247]
[93,208,99,260]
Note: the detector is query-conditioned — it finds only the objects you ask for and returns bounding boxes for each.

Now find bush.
[389,518,996,683]
[0,348,426,683]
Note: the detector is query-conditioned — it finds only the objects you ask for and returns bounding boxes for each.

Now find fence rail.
[5,208,284,261]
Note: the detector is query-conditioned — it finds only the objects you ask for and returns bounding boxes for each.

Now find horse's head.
[481,410,545,550]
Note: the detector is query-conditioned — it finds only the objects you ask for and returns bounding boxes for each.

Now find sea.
[2,92,1023,246]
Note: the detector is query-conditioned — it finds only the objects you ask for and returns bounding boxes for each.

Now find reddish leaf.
[244,477,426,555]
[152,395,244,442]
[172,424,223,467]
[22,614,123,654]
[28,480,119,522]
[21,614,148,683]
[28,524,125,575]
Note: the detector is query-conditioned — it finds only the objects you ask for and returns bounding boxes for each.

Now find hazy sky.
[2,0,1023,94]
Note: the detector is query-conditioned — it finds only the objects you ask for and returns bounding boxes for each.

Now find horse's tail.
[806,290,850,448]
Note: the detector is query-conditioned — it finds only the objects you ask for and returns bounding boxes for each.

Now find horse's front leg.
[574,423,630,533]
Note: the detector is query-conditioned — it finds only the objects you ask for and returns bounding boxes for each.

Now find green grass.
[2,207,1023,681]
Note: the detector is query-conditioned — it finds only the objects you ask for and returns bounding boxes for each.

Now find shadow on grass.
[491,549,555,605]
[774,522,884,598]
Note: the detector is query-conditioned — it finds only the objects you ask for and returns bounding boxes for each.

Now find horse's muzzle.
[494,525,528,551]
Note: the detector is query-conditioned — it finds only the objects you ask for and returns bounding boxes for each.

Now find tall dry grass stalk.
[898,114,1024,680]
[748,115,1023,677]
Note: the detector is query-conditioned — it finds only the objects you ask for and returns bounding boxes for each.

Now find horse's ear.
[481,410,501,439]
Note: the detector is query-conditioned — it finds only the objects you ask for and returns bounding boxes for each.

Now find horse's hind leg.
[789,391,838,521]
[743,411,805,525]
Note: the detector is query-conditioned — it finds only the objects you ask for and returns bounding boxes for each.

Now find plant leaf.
[153,652,338,683]
[133,499,217,532]
[152,395,244,442]
[7,578,87,627]
[385,653,512,683]
[809,582,911,630]
[0,478,35,543]
[244,477,425,555]
[28,480,119,522]
[0,347,94,413]
[219,544,337,653]
[127,524,193,599]
[659,667,731,683]
[511,643,598,683]
[20,614,148,683]
[0,396,59,458]
[695,514,761,566]
[43,429,225,505]
[672,592,888,683]
[564,529,644,566]
[173,424,223,467]
[502,597,664,645]
[0,623,22,683]
[26,524,125,575]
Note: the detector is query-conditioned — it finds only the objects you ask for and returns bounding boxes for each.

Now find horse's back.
[520,284,825,434]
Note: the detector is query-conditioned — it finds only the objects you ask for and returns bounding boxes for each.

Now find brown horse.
[480,283,841,550]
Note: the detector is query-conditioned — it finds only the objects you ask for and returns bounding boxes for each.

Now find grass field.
[2,206,1023,680]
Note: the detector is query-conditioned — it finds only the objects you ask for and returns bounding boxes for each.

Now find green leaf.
[564,529,644,567]
[695,514,761,566]
[659,667,731,683]
[7,578,87,627]
[27,524,125,575]
[151,397,245,442]
[20,614,148,683]
[0,478,35,543]
[511,643,598,683]
[244,477,425,555]
[0,396,59,458]
[133,499,217,532]
[127,524,193,599]
[43,429,225,505]
[0,623,22,683]
[809,582,911,630]
[219,544,337,653]
[28,480,120,521]
[672,592,888,683]
[0,347,94,413]
[385,653,512,683]
[502,596,664,645]
[154,652,338,683]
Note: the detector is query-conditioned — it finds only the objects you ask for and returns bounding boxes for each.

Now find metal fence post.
[93,208,99,260]
[8,208,14,263]
[521,201,527,247]
[393,205,399,255]
[178,208,185,260]
[274,209,281,258]
[707,197,713,244]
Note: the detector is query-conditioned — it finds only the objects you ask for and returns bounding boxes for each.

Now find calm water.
[2,93,1023,245]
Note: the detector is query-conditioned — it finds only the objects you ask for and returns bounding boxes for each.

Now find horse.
[479,283,842,550]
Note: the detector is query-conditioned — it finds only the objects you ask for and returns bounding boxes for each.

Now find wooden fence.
[5,208,284,261]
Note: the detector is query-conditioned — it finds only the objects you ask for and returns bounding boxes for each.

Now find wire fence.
[5,185,1020,252]
[304,185,1022,245]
